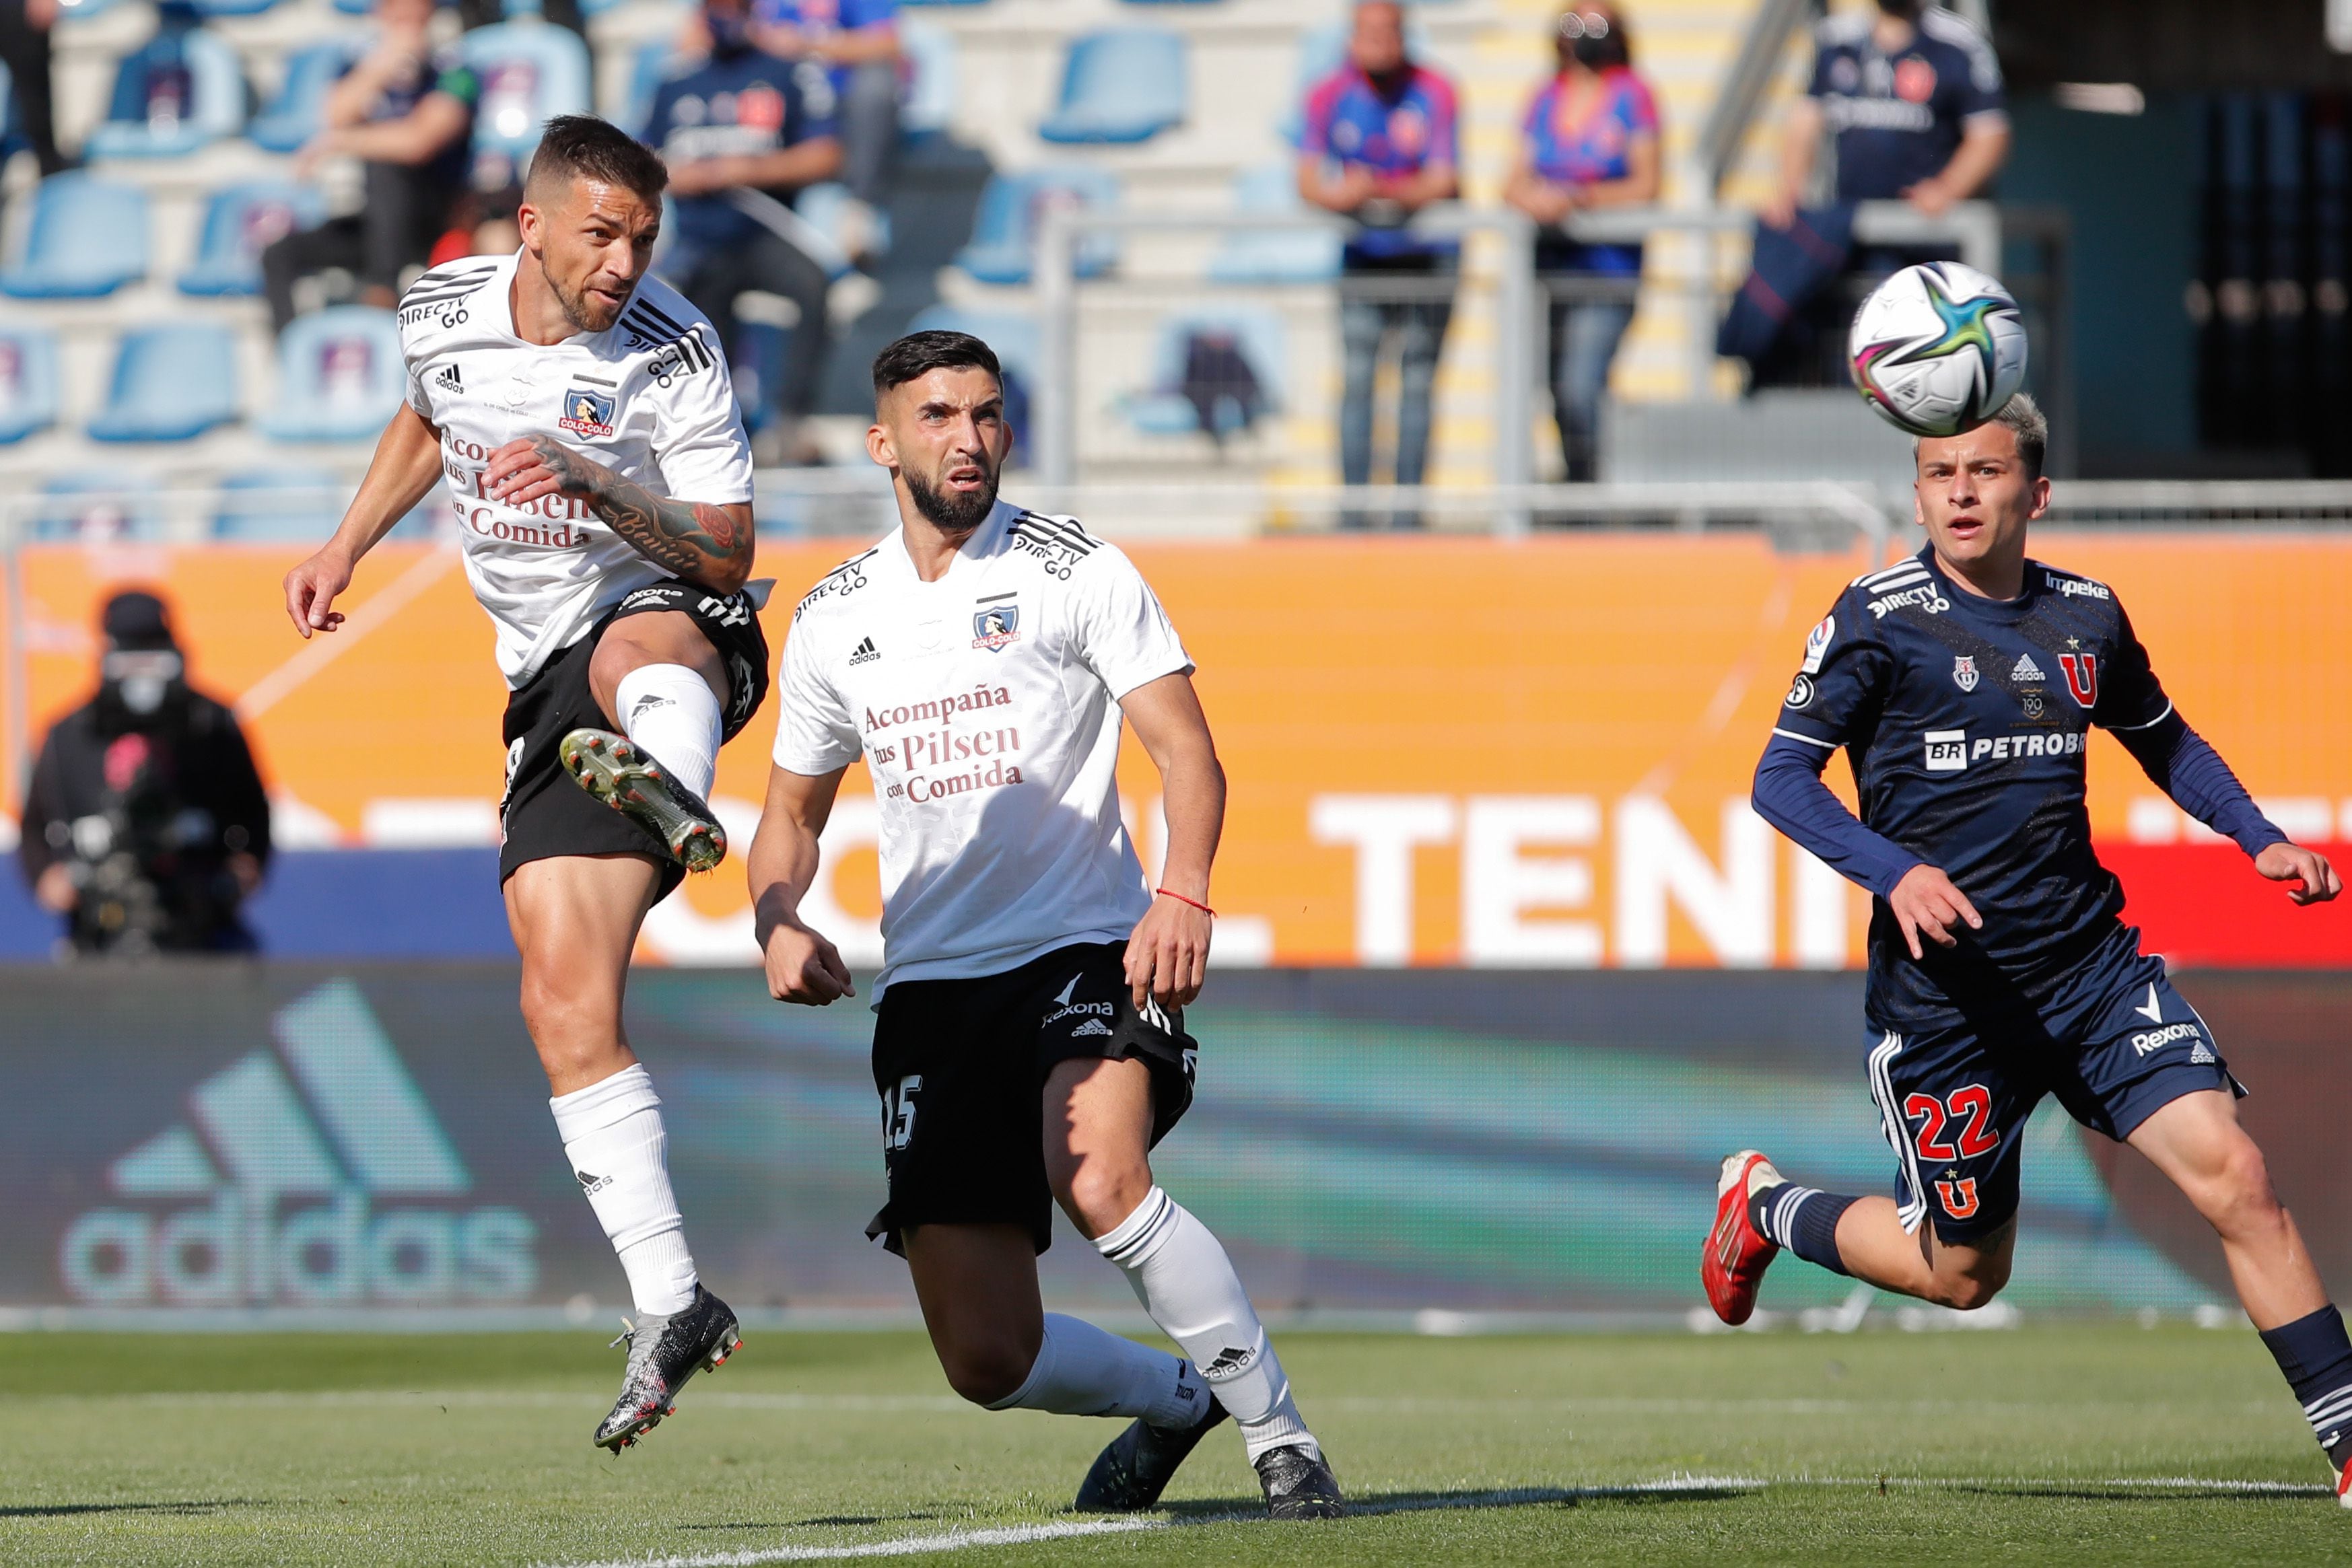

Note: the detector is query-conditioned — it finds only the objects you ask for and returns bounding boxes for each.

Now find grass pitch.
[2,1324,2344,1565]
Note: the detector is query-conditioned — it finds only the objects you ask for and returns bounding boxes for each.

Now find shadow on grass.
[1947,1483,2328,1503]
[1158,1481,1752,1524]
[0,1499,262,1520]
[679,1513,945,1530]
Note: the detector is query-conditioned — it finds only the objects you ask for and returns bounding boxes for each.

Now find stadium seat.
[213,468,347,541]
[89,323,241,443]
[795,183,887,277]
[1037,29,1185,145]
[180,182,325,297]
[899,21,955,138]
[261,306,406,443]
[191,0,280,18]
[1123,306,1284,437]
[463,21,592,166]
[952,166,1119,285]
[0,323,61,443]
[249,41,355,154]
[0,174,147,298]
[1208,162,1342,285]
[31,473,164,542]
[86,17,246,159]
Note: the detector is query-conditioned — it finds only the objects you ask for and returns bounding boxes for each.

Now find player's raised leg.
[508,853,740,1451]
[2130,1090,2352,1502]
[563,607,734,871]
[1050,1055,1338,1518]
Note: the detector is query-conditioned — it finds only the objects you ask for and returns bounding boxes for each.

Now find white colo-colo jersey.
[398,250,755,687]
[773,501,1194,999]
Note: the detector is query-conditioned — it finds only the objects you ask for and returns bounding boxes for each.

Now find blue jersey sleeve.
[640,78,678,145]
[2090,603,2174,736]
[1772,590,1890,752]
[790,58,840,140]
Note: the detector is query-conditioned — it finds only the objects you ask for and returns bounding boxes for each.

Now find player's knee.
[940,1341,1035,1407]
[1053,1157,1152,1240]
[1933,1269,2009,1312]
[2190,1137,2284,1234]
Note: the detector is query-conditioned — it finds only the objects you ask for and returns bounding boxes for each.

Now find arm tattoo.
[527,435,749,585]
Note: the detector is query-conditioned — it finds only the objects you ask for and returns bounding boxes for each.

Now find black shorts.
[497,579,770,899]
[865,940,1198,1258]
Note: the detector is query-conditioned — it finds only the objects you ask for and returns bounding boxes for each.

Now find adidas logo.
[848,636,880,666]
[576,1170,613,1197]
[435,363,462,391]
[2191,1040,2217,1065]
[2011,653,2044,682]
[58,980,535,1309]
[1070,1018,1113,1038]
[1202,1344,1256,1378]
[631,692,675,721]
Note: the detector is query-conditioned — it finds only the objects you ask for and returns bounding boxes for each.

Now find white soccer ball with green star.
[1848,260,2029,437]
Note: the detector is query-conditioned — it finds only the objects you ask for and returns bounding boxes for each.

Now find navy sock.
[2259,1304,2352,1471]
[1747,1184,1857,1277]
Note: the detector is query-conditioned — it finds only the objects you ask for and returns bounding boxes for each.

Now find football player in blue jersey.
[1707,393,2352,1505]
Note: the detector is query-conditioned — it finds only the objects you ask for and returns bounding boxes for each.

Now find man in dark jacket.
[19,591,273,955]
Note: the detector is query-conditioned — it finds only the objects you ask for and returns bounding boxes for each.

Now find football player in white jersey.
[747,332,1344,1520]
[281,118,761,1453]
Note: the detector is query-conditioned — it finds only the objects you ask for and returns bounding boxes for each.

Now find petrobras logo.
[57,981,536,1309]
[1970,730,2087,762]
[1868,584,1951,619]
[2130,1022,2202,1058]
[1923,729,1968,773]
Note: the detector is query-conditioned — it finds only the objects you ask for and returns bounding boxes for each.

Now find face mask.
[1572,31,1626,69]
[707,9,753,54]
[98,649,185,726]
[1876,0,1922,16]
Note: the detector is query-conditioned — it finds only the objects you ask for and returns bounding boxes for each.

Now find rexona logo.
[59,981,537,1308]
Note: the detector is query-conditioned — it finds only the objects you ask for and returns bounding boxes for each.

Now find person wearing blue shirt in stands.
[752,0,899,262]
[1299,0,1460,528]
[1502,3,1659,485]
[644,0,844,464]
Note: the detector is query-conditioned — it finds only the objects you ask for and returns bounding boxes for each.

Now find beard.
[545,256,630,333]
[905,458,1000,532]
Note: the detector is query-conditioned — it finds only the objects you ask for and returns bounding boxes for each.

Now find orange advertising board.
[7,530,2349,967]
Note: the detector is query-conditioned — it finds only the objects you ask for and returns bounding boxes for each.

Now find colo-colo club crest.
[559,386,617,439]
[1952,655,1979,693]
[972,599,1021,652]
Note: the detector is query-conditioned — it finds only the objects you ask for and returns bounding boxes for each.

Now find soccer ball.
[1847,260,2028,437]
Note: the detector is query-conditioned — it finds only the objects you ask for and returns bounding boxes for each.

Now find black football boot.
[594,1284,742,1452]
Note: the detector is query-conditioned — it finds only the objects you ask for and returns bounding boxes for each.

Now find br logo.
[57,981,537,1308]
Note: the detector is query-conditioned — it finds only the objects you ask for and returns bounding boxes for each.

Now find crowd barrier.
[8,963,2341,1325]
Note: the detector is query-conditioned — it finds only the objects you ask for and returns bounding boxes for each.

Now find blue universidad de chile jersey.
[753,0,897,98]
[1770,548,2184,1031]
[1521,65,1657,277]
[1300,63,1459,264]
[1806,7,2003,204]
[642,48,839,255]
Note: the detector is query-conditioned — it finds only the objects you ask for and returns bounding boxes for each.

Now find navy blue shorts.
[1867,933,2244,1244]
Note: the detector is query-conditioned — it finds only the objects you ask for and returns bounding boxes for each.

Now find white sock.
[614,663,722,801]
[1096,1187,1317,1460]
[549,1063,699,1317]
[985,1312,1207,1427]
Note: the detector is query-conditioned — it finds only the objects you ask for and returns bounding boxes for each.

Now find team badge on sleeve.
[559,387,617,439]
[1801,615,1835,674]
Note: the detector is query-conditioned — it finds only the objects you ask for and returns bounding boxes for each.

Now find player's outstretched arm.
[2108,711,2341,905]
[2255,842,2343,906]
[749,762,856,1005]
[483,435,755,596]
[283,402,445,638]
[1119,672,1225,1011]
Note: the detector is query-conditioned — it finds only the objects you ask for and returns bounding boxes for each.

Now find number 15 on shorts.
[883,1075,923,1152]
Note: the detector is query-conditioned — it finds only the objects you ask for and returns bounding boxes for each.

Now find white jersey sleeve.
[644,306,755,505]
[1068,537,1194,700]
[397,258,501,425]
[770,557,870,776]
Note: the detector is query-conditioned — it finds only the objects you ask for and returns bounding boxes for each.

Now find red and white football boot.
[1702,1149,1785,1326]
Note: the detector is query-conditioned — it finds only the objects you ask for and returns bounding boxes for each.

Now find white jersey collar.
[884,498,1017,585]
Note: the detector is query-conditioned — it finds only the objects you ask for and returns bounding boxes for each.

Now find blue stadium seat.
[180,182,325,297]
[0,323,60,443]
[1124,306,1284,437]
[90,323,241,442]
[249,41,354,153]
[464,21,592,166]
[794,182,885,277]
[899,20,955,137]
[32,474,164,542]
[1037,28,1185,145]
[0,174,147,298]
[86,20,245,158]
[52,0,128,17]
[1208,162,1341,284]
[192,0,281,18]
[952,166,1119,285]
[213,468,347,540]
[261,306,406,443]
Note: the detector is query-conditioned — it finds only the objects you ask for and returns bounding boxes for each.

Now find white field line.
[534,1475,2336,1568]
[233,546,462,723]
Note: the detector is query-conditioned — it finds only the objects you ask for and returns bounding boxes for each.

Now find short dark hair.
[872,330,1002,401]
[525,115,668,205]
[1913,392,2048,483]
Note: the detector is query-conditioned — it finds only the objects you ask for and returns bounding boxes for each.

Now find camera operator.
[18,592,273,956]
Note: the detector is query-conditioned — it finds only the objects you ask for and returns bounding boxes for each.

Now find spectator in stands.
[261,0,479,335]
[20,592,272,957]
[1503,3,1659,484]
[644,0,844,465]
[458,0,586,43]
[0,0,65,176]
[1299,0,1459,529]
[106,1,223,141]
[752,0,899,264]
